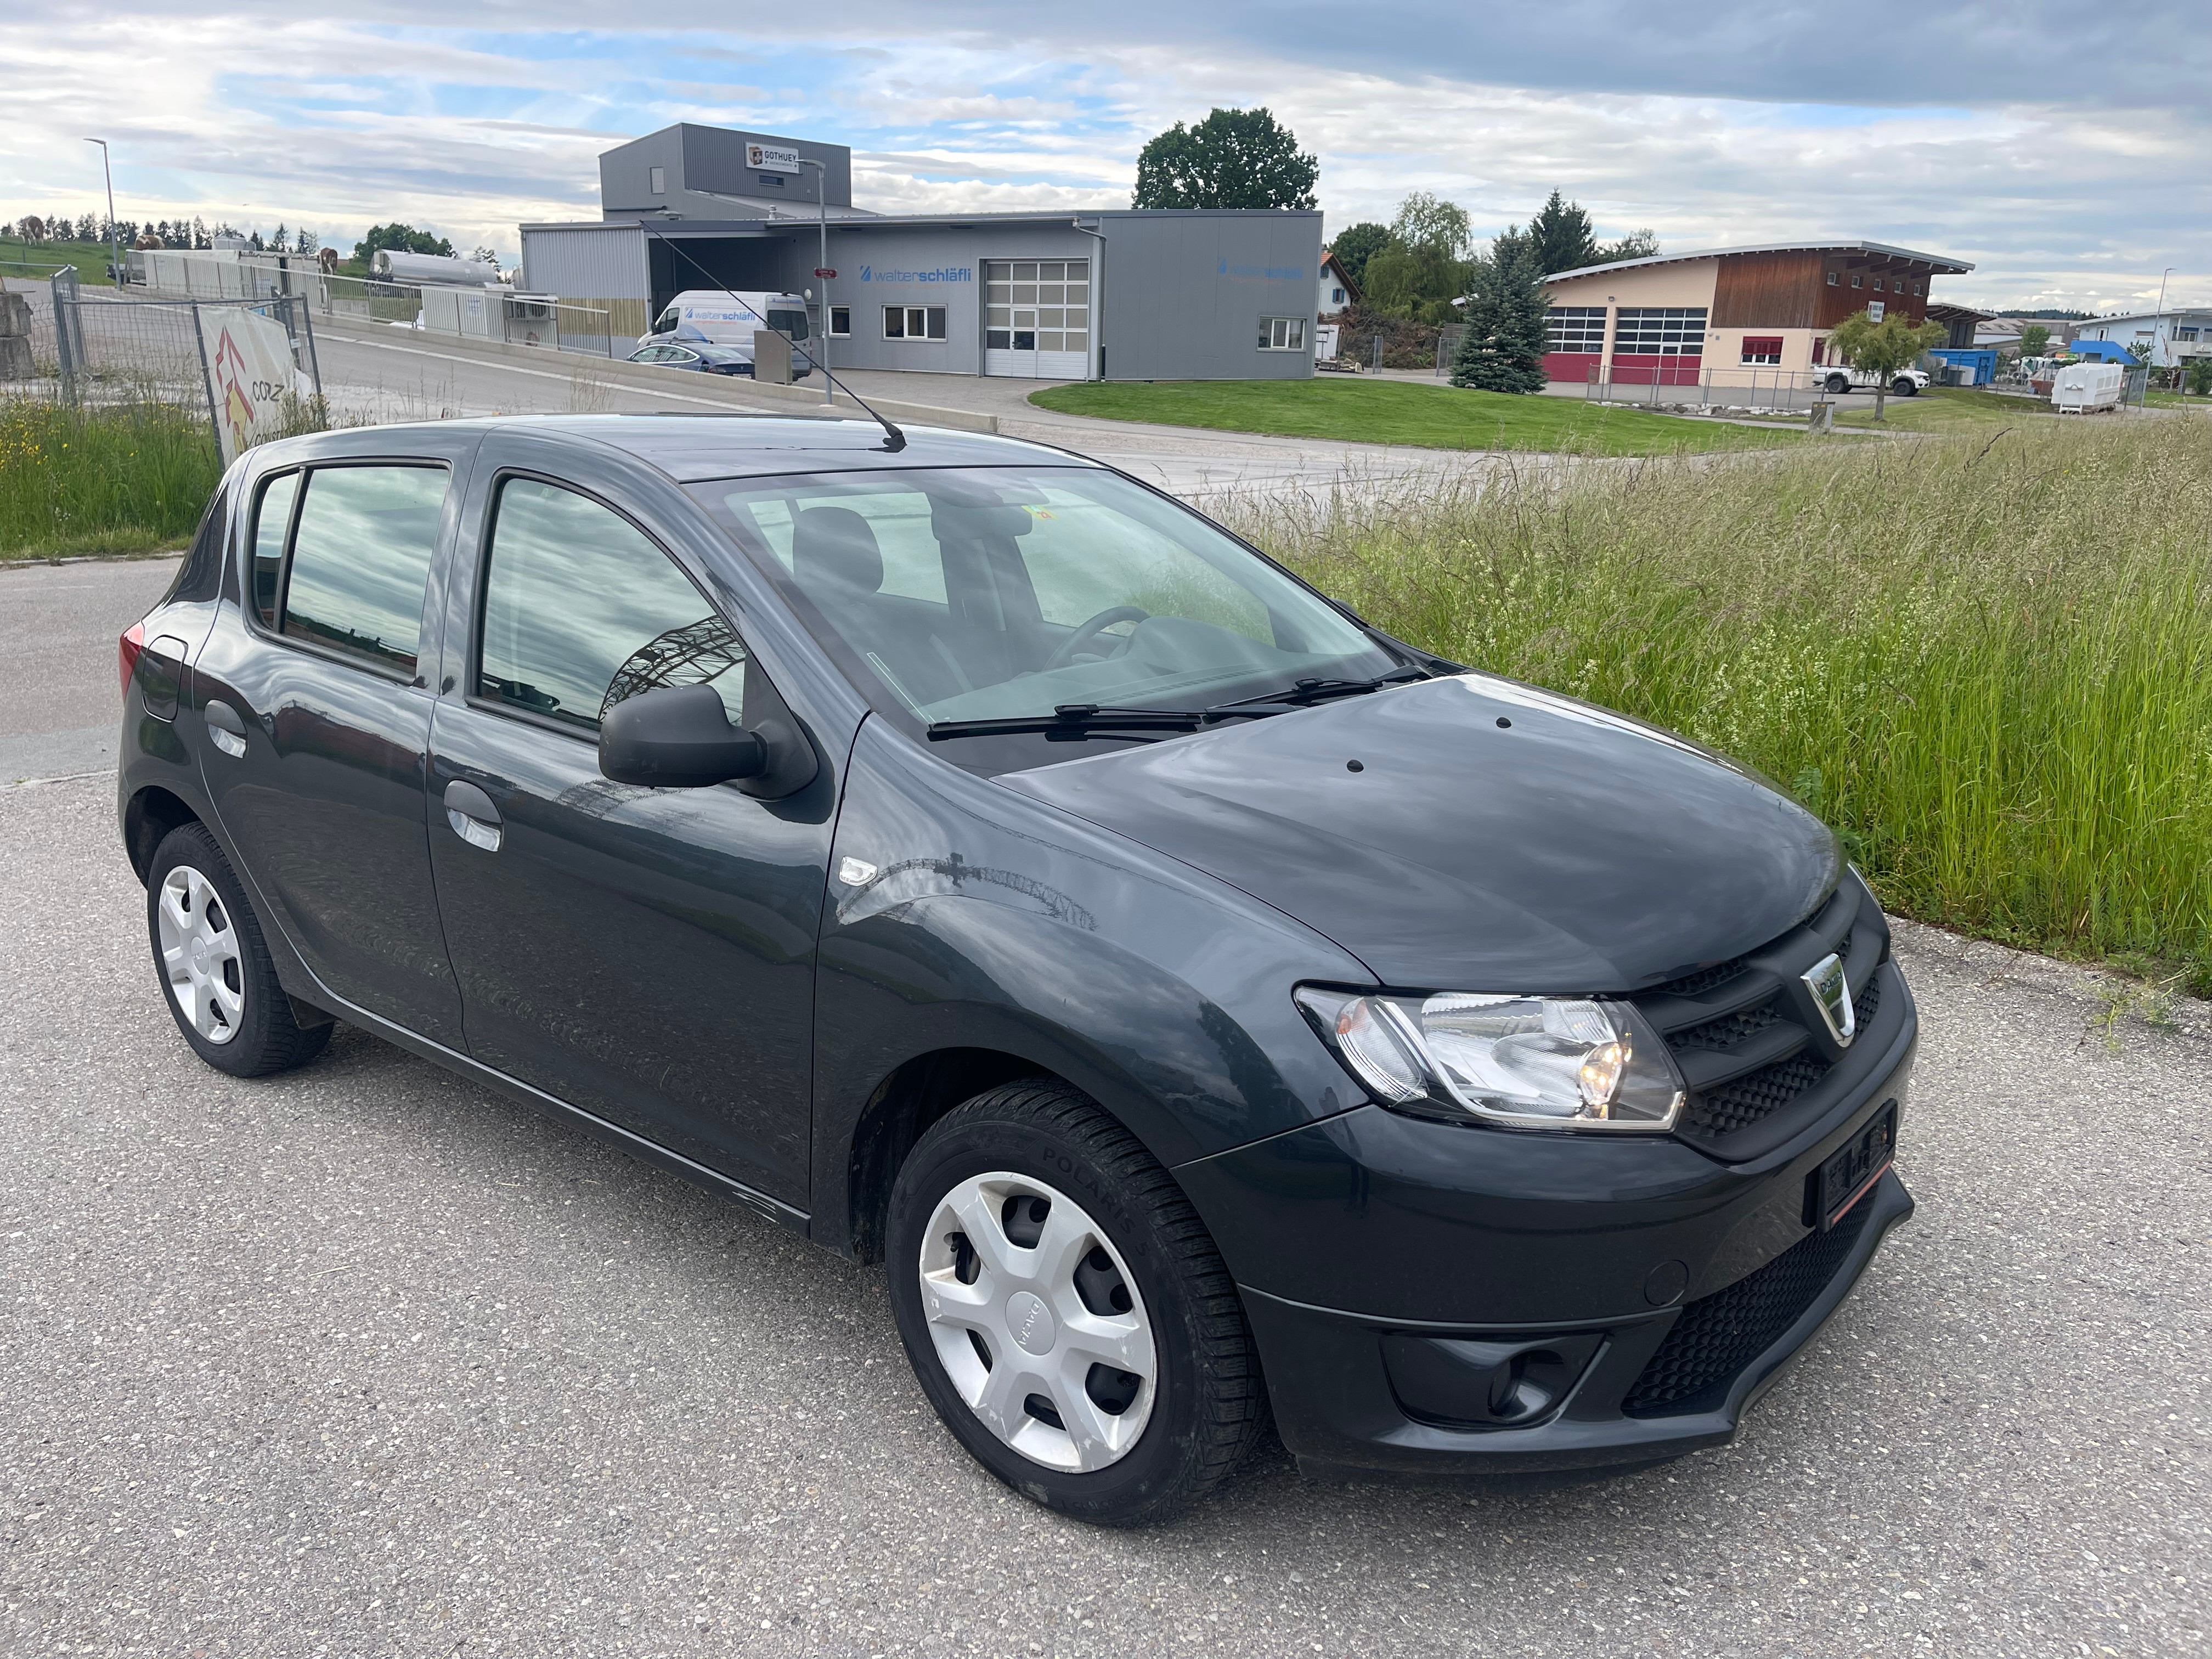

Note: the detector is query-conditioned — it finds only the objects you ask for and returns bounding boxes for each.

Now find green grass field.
[1031,377,1814,456]
[0,235,124,287]
[1215,415,2212,995]
[1820,386,2062,432]
[0,399,221,560]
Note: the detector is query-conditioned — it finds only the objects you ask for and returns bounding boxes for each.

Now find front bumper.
[1175,1013,1917,1480]
[1245,1170,1911,1479]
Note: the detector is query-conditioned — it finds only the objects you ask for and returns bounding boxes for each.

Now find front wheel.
[1892,376,1920,397]
[887,1082,1268,1526]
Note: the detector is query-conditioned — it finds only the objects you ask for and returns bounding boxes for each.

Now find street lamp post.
[795,157,833,406]
[86,138,121,287]
[2148,267,2176,405]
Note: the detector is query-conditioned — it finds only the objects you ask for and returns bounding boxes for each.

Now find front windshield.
[691,466,1399,749]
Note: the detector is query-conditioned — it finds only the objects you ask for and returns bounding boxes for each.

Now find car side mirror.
[599,683,766,789]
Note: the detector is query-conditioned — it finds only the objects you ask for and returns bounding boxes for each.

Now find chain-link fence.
[8,267,327,462]
[131,249,614,357]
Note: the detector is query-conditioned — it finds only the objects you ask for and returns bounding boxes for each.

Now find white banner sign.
[207,306,310,464]
[747,142,802,174]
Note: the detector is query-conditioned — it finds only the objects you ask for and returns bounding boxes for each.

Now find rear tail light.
[119,622,147,695]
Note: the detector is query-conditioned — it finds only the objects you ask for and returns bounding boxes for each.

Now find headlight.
[1295,987,1685,1132]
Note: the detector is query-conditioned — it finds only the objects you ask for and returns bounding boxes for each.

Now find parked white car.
[1816,364,1929,397]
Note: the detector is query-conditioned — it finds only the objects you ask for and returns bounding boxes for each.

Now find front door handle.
[443,778,504,852]
[204,698,248,758]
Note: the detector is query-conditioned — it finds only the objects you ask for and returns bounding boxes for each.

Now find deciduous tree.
[1827,307,1946,420]
[1131,108,1318,210]
[352,222,457,262]
[1361,192,1472,322]
[1328,222,1390,288]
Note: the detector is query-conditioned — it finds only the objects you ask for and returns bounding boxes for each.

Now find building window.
[983,259,1090,353]
[883,306,947,342]
[1812,336,1826,365]
[1912,279,1924,295]
[649,166,665,195]
[1872,276,1886,292]
[1545,307,1607,354]
[828,307,850,336]
[1257,316,1308,351]
[1612,307,1707,356]
[1741,336,1784,365]
[1851,273,1863,288]
[1331,286,1345,305]
[2178,327,2200,341]
[757,173,785,188]
[1827,271,1839,286]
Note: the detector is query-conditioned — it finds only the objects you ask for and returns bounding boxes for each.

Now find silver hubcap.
[157,865,244,1045]
[918,1171,1156,1472]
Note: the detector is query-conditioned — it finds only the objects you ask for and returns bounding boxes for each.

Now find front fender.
[810,720,1375,1254]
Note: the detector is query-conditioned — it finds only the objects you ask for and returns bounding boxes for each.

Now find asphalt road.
[3,558,2207,1657]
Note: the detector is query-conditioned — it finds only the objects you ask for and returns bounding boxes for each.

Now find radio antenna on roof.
[643,226,905,453]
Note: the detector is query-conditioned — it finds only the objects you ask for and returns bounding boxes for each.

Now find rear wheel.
[1825,373,1851,395]
[887,1081,1268,1526]
[146,822,332,1077]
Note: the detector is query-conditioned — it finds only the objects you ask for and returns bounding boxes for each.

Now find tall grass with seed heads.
[1220,417,2212,993]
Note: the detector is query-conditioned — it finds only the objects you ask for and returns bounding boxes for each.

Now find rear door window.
[477,477,744,732]
[280,464,449,673]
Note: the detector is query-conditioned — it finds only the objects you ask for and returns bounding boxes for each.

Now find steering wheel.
[1043,605,1149,672]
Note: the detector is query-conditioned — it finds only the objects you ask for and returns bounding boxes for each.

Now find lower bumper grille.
[1621,1199,1872,1418]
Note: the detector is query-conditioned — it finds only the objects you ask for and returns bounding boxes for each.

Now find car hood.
[996,673,1838,992]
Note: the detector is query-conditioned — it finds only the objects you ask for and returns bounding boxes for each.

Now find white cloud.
[1,8,2205,309]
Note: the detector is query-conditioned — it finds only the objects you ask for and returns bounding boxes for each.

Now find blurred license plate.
[1812,1103,1897,1230]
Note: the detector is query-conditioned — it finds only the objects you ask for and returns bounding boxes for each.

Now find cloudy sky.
[5,1,2207,312]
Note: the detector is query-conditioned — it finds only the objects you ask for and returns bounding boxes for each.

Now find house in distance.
[1539,240,1974,387]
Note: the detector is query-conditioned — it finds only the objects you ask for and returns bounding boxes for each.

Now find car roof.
[484,414,1102,483]
[249,414,1101,484]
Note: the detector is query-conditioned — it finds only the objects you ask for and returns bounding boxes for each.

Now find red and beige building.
[1538,240,1974,386]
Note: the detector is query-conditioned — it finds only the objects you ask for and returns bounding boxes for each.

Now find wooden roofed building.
[1538,240,1974,387]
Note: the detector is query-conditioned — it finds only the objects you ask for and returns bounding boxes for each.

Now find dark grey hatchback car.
[119,414,1916,1525]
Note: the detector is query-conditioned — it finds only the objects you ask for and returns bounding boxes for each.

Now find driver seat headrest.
[791,506,885,597]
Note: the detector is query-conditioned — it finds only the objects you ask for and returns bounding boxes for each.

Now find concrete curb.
[1888,914,2211,1042]
[308,316,999,435]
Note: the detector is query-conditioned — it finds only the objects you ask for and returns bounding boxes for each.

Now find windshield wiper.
[927,703,1222,742]
[1207,666,1435,713]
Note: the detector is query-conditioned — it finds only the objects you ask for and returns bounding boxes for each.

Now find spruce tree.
[1530,190,1599,274]
[1451,233,1550,393]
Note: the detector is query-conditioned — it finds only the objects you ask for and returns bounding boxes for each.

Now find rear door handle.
[204,698,248,758]
[443,778,504,852]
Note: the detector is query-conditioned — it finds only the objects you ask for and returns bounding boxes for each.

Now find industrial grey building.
[518,123,1322,382]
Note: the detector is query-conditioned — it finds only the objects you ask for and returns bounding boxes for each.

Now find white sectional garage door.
[983,259,1090,379]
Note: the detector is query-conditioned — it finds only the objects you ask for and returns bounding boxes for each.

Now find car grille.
[1631,878,1897,1155]
[1621,1198,1873,1418]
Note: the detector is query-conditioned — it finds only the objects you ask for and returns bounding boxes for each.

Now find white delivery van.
[639,291,814,375]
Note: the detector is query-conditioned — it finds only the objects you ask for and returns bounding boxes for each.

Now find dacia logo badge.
[1802,952,1856,1047]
